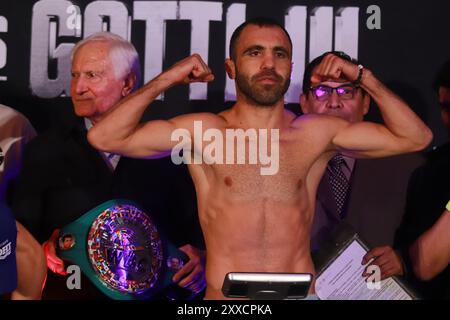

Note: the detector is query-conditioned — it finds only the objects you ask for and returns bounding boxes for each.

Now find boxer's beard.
[236,68,290,107]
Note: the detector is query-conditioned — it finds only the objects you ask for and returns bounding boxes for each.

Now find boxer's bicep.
[119,112,222,159]
[332,121,412,158]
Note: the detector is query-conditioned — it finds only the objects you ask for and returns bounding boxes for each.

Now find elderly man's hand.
[362,246,404,280]
[172,244,206,295]
[42,229,67,276]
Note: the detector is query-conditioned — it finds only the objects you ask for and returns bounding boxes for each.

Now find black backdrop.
[1,0,450,147]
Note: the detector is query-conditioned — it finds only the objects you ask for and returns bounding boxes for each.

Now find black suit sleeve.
[11,139,50,242]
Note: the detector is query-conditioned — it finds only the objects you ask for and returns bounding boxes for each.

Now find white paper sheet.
[315,240,413,300]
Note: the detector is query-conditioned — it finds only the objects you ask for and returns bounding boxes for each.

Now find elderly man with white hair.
[12,32,206,299]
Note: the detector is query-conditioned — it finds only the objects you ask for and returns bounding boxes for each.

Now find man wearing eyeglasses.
[300,51,425,283]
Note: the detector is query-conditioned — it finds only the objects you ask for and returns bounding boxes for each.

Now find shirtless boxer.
[88,18,432,299]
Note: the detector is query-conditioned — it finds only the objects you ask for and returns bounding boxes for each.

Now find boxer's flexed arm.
[312,53,432,158]
[88,54,215,158]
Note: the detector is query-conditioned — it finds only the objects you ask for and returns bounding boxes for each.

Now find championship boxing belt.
[57,199,188,300]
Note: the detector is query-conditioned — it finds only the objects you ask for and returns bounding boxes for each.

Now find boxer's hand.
[42,229,67,276]
[362,246,405,280]
[311,53,360,85]
[160,54,215,86]
[172,244,206,295]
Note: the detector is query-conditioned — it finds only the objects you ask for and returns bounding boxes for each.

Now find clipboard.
[313,224,419,300]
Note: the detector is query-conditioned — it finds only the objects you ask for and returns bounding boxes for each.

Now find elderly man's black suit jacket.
[12,120,203,299]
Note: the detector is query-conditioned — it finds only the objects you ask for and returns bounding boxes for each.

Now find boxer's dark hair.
[229,17,292,62]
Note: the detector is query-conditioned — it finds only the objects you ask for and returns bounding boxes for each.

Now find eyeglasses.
[309,84,359,101]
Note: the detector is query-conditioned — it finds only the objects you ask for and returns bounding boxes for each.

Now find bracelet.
[353,64,364,86]
[446,200,450,211]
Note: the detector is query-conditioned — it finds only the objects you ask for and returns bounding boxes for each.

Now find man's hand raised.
[310,53,361,85]
[160,54,215,86]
